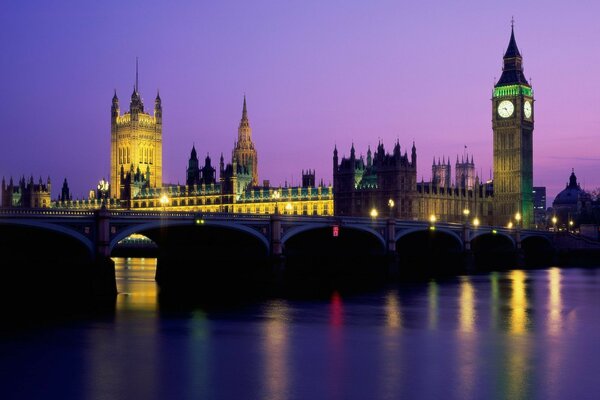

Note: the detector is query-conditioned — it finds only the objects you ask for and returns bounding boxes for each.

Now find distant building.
[1,176,51,208]
[533,186,546,227]
[551,170,593,228]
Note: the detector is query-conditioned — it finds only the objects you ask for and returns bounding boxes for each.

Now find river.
[1,258,599,399]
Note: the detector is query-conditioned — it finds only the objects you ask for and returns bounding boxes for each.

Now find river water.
[1,258,600,400]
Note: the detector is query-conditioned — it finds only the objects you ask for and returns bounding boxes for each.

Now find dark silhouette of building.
[333,141,418,219]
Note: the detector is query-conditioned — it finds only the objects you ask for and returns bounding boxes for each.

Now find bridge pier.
[93,207,117,297]
[270,213,285,281]
[514,229,525,267]
[463,224,475,273]
[386,218,400,278]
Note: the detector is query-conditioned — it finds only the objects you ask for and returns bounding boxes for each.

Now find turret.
[60,178,70,202]
[154,90,162,123]
[366,145,372,167]
[350,143,356,161]
[111,90,120,120]
[333,145,338,173]
[411,141,416,166]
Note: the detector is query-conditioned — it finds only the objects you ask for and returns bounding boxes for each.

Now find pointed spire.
[112,89,118,101]
[242,94,248,121]
[504,19,521,58]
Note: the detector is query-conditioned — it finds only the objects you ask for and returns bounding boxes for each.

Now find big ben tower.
[110,62,163,196]
[492,23,534,228]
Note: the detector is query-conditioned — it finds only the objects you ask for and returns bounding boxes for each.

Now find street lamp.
[388,199,395,218]
[551,216,558,231]
[160,194,169,211]
[569,220,574,232]
[271,190,281,214]
[515,212,521,227]
[473,217,480,227]
[507,221,513,229]
[370,208,378,218]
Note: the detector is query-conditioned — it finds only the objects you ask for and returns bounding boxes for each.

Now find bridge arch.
[395,226,464,249]
[282,223,386,250]
[0,220,94,256]
[109,220,270,253]
[521,234,556,266]
[471,230,516,247]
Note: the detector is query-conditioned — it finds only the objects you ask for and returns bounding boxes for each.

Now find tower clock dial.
[497,100,514,118]
[524,100,532,118]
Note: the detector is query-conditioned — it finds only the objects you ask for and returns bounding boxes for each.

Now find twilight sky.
[1,0,599,202]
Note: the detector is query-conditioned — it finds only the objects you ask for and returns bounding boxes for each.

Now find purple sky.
[1,1,599,202]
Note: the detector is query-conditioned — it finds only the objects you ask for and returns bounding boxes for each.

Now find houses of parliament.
[2,26,537,228]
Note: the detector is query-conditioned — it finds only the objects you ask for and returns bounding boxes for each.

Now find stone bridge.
[0,208,562,296]
[0,207,555,258]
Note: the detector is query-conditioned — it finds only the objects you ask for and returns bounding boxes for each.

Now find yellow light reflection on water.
[459,277,476,334]
[262,299,290,400]
[113,257,158,312]
[547,268,562,336]
[385,290,402,330]
[509,270,528,334]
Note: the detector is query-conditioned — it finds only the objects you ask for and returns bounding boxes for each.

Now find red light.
[332,225,339,237]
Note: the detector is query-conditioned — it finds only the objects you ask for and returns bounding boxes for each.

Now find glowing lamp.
[370,208,378,218]
[473,218,480,227]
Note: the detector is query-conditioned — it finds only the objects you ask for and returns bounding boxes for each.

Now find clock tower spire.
[492,22,534,227]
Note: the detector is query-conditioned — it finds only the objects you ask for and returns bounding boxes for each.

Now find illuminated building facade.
[110,63,162,197]
[1,176,51,208]
[232,96,258,188]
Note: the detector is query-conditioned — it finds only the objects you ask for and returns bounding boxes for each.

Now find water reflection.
[262,299,290,400]
[509,270,529,334]
[385,289,402,330]
[456,277,477,399]
[547,267,563,336]
[114,257,158,312]
[381,290,402,399]
[459,277,476,334]
[428,280,439,330]
[329,291,345,400]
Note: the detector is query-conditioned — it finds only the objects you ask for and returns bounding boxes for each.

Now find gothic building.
[432,157,451,188]
[110,62,162,196]
[455,154,475,190]
[1,176,51,208]
[333,143,493,223]
[186,146,216,188]
[232,96,258,187]
[333,141,418,219]
[492,24,534,227]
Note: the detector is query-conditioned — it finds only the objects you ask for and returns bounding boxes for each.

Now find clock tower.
[492,24,534,228]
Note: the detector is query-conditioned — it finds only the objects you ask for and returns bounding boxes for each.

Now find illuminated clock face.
[497,100,514,118]
[524,101,532,118]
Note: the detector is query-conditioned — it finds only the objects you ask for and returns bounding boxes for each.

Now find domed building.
[551,170,592,227]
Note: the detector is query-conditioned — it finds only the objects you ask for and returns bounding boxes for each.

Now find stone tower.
[232,95,258,187]
[492,24,534,227]
[432,157,451,188]
[455,154,475,190]
[110,61,162,197]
